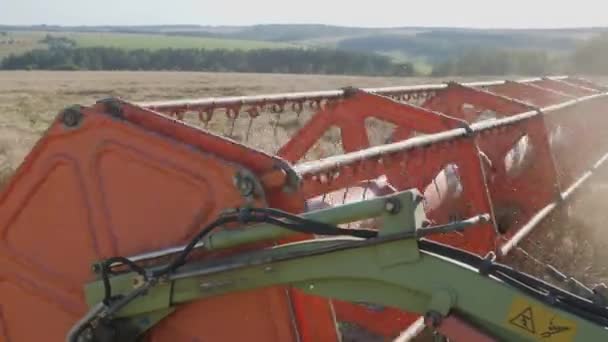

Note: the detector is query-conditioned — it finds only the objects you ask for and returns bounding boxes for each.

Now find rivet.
[62,107,83,127]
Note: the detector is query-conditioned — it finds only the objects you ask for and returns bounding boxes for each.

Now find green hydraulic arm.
[69,190,608,342]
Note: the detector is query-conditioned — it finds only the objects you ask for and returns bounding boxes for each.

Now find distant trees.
[431,35,608,77]
[431,48,555,76]
[0,46,412,76]
[569,34,608,75]
[338,31,577,64]
[393,62,416,77]
[9,32,608,76]
[39,34,77,49]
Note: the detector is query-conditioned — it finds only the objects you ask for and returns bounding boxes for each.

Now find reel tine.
[342,186,350,205]
[244,106,260,143]
[273,112,281,140]
[245,117,254,142]
[228,116,237,138]
[362,181,370,201]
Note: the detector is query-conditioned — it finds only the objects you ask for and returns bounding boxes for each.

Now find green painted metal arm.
[78,190,608,342]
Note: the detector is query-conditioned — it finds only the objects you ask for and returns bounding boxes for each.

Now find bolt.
[234,171,257,198]
[97,98,124,118]
[62,107,83,127]
[342,86,359,98]
[132,275,145,289]
[425,311,443,328]
[238,178,255,197]
[385,198,401,215]
[385,201,395,212]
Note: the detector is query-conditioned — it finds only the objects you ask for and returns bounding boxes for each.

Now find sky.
[1,0,606,28]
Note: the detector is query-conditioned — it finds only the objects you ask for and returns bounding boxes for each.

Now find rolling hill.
[1,24,606,73]
[0,30,296,59]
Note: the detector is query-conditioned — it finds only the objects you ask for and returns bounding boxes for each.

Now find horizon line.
[2,23,608,31]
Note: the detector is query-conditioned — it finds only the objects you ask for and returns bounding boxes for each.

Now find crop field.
[69,32,296,50]
[0,31,295,59]
[0,31,47,58]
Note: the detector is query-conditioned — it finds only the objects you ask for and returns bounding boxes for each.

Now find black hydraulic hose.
[152,209,377,276]
[100,256,148,305]
[418,239,608,327]
[248,207,378,238]
[101,208,378,305]
[151,215,239,277]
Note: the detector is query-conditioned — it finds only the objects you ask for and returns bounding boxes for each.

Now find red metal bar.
[562,77,608,92]
[277,90,464,163]
[137,77,570,118]
[551,77,602,94]
[531,78,599,97]
[486,81,573,107]
[479,115,561,237]
[423,82,532,120]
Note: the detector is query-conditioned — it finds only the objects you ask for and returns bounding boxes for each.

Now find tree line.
[339,31,576,64]
[431,34,608,76]
[2,33,608,76]
[431,49,556,76]
[0,46,414,76]
[570,34,608,75]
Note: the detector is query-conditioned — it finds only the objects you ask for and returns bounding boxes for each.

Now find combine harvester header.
[1,76,607,341]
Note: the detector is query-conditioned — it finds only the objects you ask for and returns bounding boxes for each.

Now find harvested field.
[506,167,608,288]
[0,31,293,58]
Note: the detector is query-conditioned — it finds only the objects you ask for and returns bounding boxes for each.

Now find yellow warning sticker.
[505,297,577,342]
